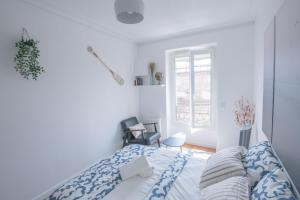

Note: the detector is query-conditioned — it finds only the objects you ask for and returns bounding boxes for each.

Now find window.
[175,50,213,127]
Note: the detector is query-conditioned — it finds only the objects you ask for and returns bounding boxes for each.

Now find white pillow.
[201,176,249,200]
[242,141,281,189]
[129,123,147,138]
[119,156,153,180]
[251,168,296,200]
[200,146,246,189]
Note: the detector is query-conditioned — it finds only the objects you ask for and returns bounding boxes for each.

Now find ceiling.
[25,0,259,43]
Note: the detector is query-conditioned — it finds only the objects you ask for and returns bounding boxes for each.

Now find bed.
[47,144,207,200]
[47,141,299,200]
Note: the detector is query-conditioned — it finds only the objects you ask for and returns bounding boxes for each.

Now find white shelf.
[135,84,166,88]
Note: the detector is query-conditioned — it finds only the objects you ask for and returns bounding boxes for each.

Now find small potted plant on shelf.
[155,72,163,85]
[234,96,255,149]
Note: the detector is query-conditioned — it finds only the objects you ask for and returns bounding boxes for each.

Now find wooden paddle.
[87,46,125,85]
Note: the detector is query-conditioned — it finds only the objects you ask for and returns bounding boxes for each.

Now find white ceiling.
[26,0,258,43]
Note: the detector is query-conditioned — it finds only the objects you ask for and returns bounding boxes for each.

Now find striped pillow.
[208,146,246,163]
[200,146,246,189]
[201,176,249,200]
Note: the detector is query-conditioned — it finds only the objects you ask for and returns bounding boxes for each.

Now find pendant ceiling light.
[114,0,144,24]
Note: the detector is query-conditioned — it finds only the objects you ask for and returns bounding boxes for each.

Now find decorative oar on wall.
[87,46,125,85]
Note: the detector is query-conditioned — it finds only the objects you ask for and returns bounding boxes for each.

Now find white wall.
[0,1,138,199]
[253,0,285,142]
[139,85,166,135]
[135,23,254,150]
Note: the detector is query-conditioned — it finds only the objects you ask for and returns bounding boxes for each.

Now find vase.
[148,63,156,85]
[239,125,252,149]
[150,73,155,85]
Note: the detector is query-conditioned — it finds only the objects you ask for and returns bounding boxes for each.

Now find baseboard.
[31,156,106,200]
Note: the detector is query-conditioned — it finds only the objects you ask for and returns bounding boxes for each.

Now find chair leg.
[157,139,161,147]
[122,138,127,147]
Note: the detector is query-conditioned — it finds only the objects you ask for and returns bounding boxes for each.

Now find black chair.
[121,117,161,147]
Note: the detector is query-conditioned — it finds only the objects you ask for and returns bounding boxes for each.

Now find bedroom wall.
[135,23,254,150]
[253,0,285,143]
[0,1,138,200]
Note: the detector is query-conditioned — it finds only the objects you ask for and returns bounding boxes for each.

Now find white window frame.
[172,48,216,129]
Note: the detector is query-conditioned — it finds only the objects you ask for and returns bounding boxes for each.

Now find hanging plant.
[14,28,45,80]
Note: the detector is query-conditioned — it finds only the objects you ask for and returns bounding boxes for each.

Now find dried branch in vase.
[234,96,255,128]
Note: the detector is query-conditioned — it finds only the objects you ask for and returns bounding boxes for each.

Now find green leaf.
[14,37,45,80]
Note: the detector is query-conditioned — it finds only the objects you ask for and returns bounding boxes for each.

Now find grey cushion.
[121,117,139,130]
[137,132,161,145]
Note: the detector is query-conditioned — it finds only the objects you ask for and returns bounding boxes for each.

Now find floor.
[182,143,216,153]
[162,143,215,160]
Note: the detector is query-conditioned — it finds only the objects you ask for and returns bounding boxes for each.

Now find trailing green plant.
[14,36,44,80]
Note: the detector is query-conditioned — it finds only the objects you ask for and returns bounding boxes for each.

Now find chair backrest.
[121,117,139,131]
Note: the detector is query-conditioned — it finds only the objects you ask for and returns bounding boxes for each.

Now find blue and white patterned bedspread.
[47,145,190,200]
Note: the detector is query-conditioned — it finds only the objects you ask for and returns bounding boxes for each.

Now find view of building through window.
[175,52,212,127]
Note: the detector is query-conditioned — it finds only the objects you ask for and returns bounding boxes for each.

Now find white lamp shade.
[114,0,144,24]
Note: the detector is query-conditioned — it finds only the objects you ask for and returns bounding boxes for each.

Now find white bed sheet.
[104,148,207,200]
[166,156,206,200]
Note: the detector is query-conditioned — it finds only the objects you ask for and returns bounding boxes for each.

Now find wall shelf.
[135,84,166,87]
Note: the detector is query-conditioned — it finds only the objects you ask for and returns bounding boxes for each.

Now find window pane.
[175,56,190,124]
[193,53,211,127]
